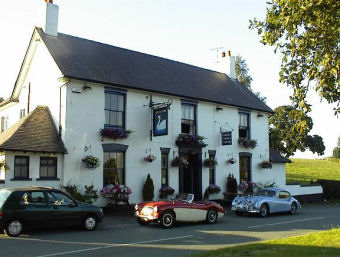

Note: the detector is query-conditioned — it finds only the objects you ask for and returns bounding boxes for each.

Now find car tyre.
[5,219,24,237]
[160,211,175,229]
[206,209,218,224]
[137,218,150,226]
[290,202,297,215]
[83,215,97,231]
[259,204,268,217]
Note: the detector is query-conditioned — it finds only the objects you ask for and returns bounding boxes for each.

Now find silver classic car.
[231,188,301,217]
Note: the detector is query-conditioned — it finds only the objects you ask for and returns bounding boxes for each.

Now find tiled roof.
[0,106,67,154]
[36,28,273,113]
[269,149,291,163]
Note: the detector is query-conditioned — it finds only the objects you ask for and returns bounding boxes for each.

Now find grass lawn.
[286,158,340,184]
[189,228,340,257]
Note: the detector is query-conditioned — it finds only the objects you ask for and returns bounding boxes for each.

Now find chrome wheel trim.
[8,221,22,236]
[85,217,96,230]
[207,210,217,223]
[291,203,297,214]
[162,213,173,227]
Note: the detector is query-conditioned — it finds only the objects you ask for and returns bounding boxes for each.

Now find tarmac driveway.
[0,204,339,257]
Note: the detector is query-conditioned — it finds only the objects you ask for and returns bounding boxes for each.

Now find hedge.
[317,179,340,200]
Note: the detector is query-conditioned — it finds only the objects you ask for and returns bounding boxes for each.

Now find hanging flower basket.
[101,184,132,203]
[159,185,175,199]
[227,157,237,164]
[259,160,272,169]
[144,154,156,162]
[171,156,188,167]
[175,134,206,146]
[82,155,100,169]
[238,138,257,149]
[100,128,133,140]
[0,160,9,171]
[203,158,218,168]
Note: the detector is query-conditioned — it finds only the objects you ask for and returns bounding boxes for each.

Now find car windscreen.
[256,190,276,197]
[0,189,11,207]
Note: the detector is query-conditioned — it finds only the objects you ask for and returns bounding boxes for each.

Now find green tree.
[269,105,325,157]
[250,0,340,115]
[235,55,267,102]
[333,136,340,158]
[143,174,154,201]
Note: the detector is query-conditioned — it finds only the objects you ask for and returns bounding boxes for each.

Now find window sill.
[11,178,32,181]
[36,178,60,181]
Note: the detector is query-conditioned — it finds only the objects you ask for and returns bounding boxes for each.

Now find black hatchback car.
[0,186,104,237]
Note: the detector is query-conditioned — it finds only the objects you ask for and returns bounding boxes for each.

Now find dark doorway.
[179,148,202,200]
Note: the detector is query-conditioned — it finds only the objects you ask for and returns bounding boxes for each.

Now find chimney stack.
[44,0,59,36]
[227,51,236,79]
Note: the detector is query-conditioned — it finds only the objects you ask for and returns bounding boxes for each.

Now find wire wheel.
[259,204,268,217]
[160,211,174,228]
[290,203,297,215]
[206,209,218,224]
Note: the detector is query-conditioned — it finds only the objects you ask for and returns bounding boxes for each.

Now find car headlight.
[141,206,158,216]
[134,204,139,211]
[233,199,239,204]
[247,200,254,207]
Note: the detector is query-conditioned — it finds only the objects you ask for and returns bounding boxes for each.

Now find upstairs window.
[20,109,26,119]
[104,88,125,128]
[0,116,8,133]
[239,112,250,139]
[181,103,196,135]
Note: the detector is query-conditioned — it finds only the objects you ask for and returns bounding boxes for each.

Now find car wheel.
[83,215,97,231]
[206,209,218,224]
[5,219,24,237]
[160,211,175,229]
[137,218,150,226]
[259,204,268,217]
[290,202,297,215]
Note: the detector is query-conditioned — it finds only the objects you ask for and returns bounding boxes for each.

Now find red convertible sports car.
[134,193,225,228]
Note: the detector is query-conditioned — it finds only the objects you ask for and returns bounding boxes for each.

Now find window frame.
[14,156,30,179]
[181,102,197,135]
[103,151,126,185]
[39,157,58,179]
[104,88,126,129]
[238,111,250,139]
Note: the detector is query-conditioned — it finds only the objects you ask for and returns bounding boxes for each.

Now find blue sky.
[0,0,338,158]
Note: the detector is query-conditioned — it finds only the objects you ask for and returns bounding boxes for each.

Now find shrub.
[62,184,99,204]
[204,184,221,199]
[317,179,340,200]
[226,174,237,201]
[143,174,154,201]
[333,147,340,158]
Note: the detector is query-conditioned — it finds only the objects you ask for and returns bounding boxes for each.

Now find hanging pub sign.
[221,131,232,145]
[153,107,168,136]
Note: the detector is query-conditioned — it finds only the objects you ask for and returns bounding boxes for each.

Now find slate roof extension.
[269,149,291,163]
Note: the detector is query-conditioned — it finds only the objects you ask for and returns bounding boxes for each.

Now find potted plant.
[100,127,133,140]
[82,155,100,169]
[203,158,218,168]
[175,134,206,146]
[224,174,237,201]
[171,156,188,167]
[227,157,237,164]
[204,184,221,199]
[238,181,257,196]
[259,160,272,169]
[238,138,257,149]
[159,185,175,199]
[101,184,132,204]
[144,154,156,162]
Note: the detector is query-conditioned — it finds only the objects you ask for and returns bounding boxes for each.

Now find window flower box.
[144,154,156,162]
[259,160,272,169]
[203,158,218,168]
[82,155,100,169]
[227,157,237,164]
[100,128,133,140]
[171,156,188,167]
[101,184,132,204]
[175,134,206,146]
[238,138,257,149]
[159,185,175,199]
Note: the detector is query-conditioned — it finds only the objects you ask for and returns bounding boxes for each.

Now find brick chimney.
[44,0,59,36]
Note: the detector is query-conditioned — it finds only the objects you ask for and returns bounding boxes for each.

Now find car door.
[19,191,52,228]
[277,191,292,212]
[46,191,82,227]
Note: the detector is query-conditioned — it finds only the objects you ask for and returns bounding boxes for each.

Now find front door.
[179,149,202,200]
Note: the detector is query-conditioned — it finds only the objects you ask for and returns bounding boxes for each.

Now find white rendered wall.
[286,184,323,196]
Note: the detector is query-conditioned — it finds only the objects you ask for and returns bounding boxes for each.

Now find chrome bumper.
[231,204,259,213]
[135,211,158,221]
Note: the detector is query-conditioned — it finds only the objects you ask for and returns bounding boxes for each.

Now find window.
[21,192,47,206]
[278,191,291,199]
[40,157,57,179]
[14,156,29,179]
[208,154,215,185]
[161,153,169,186]
[103,152,125,185]
[1,116,8,133]
[20,109,26,119]
[239,155,251,182]
[181,103,196,134]
[47,191,74,206]
[239,112,250,139]
[104,89,125,128]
